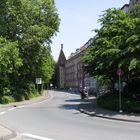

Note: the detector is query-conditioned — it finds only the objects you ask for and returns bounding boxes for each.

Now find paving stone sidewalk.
[78,96,140,123]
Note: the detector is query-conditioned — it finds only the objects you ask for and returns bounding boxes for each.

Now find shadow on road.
[59,97,83,110]
[59,98,94,112]
[59,103,79,110]
[65,99,81,102]
[52,89,80,96]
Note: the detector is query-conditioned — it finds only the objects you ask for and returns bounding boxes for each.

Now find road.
[0,90,140,140]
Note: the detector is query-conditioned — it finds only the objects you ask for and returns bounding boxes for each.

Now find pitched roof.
[57,44,66,65]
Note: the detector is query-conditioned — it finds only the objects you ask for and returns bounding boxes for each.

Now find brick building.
[65,46,85,89]
[65,38,96,90]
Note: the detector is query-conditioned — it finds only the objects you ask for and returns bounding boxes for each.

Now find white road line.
[17,105,25,109]
[22,133,54,140]
[0,111,6,115]
[8,107,15,111]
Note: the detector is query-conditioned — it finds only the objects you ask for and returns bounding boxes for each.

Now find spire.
[57,44,66,65]
[61,44,63,50]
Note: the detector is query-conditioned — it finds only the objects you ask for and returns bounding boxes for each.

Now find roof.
[57,44,66,65]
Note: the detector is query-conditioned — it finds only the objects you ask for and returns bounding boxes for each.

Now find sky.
[51,0,130,61]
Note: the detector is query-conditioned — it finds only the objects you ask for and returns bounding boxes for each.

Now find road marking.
[0,105,24,116]
[17,105,25,109]
[0,111,6,115]
[8,107,15,111]
[22,133,54,140]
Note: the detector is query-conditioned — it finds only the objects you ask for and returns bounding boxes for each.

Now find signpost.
[117,68,124,113]
[36,78,42,92]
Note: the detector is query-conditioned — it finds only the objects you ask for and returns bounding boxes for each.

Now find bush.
[24,83,41,100]
[12,83,39,101]
[3,87,11,95]
[27,83,36,93]
[97,93,140,113]
[97,93,119,110]
[0,96,15,104]
[24,91,41,100]
[13,93,25,102]
[0,83,43,104]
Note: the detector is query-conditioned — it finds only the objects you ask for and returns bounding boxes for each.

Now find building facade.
[65,46,85,89]
[121,4,129,12]
[65,38,97,91]
[129,0,140,10]
[121,0,140,12]
[83,38,98,92]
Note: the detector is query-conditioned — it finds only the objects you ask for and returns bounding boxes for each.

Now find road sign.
[117,68,124,76]
[36,78,42,84]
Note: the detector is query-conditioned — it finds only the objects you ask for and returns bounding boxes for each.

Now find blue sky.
[51,0,129,61]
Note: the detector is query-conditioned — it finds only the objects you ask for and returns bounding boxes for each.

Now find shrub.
[13,93,25,102]
[0,96,15,104]
[97,93,119,110]
[97,93,140,113]
[0,83,43,104]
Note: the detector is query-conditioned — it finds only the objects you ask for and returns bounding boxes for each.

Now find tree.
[0,0,60,100]
[0,37,22,96]
[84,6,140,92]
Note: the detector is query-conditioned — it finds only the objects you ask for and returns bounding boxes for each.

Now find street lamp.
[117,68,124,113]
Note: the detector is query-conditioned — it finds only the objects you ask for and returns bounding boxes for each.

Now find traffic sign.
[36,78,42,84]
[117,68,124,76]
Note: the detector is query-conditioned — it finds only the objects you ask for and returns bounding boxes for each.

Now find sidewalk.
[0,90,50,140]
[78,96,140,123]
[0,125,16,140]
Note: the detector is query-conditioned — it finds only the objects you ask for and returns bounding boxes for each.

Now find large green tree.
[0,0,60,100]
[0,37,22,96]
[84,5,140,90]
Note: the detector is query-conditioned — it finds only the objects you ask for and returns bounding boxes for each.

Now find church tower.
[56,44,66,89]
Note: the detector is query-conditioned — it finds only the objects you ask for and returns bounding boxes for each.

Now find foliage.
[0,37,22,97]
[97,93,140,113]
[0,96,15,104]
[84,5,140,88]
[0,0,60,103]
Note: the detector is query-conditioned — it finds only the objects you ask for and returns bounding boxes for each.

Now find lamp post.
[117,68,124,113]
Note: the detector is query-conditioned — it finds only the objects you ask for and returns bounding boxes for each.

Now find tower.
[56,44,66,89]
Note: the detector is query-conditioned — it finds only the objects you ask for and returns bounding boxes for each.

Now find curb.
[0,90,50,109]
[78,107,140,123]
[0,124,17,140]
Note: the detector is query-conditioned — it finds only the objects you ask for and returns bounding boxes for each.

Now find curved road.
[0,90,140,140]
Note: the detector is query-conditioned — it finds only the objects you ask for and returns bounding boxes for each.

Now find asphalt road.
[0,90,140,140]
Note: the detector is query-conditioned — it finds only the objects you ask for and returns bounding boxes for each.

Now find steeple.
[56,44,66,89]
[57,44,66,65]
[61,44,63,50]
